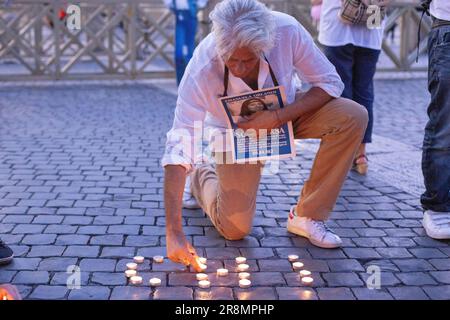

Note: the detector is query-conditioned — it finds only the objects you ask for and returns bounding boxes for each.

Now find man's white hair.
[209,0,276,61]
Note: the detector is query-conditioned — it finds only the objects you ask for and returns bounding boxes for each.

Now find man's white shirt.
[430,0,450,21]
[161,11,344,173]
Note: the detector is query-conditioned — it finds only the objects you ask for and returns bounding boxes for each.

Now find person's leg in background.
[190,152,264,240]
[287,97,368,248]
[174,10,188,85]
[174,9,198,85]
[185,9,198,65]
[421,25,450,239]
[0,237,13,265]
[351,46,381,174]
[322,44,354,100]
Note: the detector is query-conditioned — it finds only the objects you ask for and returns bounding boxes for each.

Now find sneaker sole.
[287,224,341,249]
[0,255,14,265]
[422,219,450,240]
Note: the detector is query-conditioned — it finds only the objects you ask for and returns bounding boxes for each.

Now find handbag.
[339,0,390,25]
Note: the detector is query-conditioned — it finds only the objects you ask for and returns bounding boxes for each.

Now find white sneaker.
[287,206,342,249]
[423,210,450,239]
[182,175,201,209]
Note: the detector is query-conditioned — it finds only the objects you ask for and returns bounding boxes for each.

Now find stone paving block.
[351,288,394,300]
[12,224,46,234]
[13,271,50,284]
[125,236,159,247]
[423,285,450,300]
[153,287,193,300]
[55,235,90,245]
[409,248,447,259]
[317,287,356,300]
[90,235,124,246]
[392,259,436,272]
[50,272,89,286]
[28,246,65,257]
[101,247,135,258]
[22,234,57,245]
[429,271,450,284]
[258,259,293,272]
[234,287,277,300]
[38,257,78,271]
[429,259,450,271]
[327,259,365,272]
[276,287,318,300]
[29,286,68,300]
[91,272,128,286]
[397,272,438,286]
[388,287,429,300]
[110,286,150,300]
[68,286,111,300]
[79,258,116,272]
[323,272,364,287]
[260,237,293,247]
[63,246,100,258]
[343,248,382,259]
[43,224,77,234]
[376,248,413,259]
[195,287,234,300]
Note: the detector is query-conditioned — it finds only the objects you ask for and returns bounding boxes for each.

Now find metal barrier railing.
[0,0,430,80]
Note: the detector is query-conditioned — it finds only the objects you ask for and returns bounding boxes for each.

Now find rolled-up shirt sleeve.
[291,23,344,98]
[160,77,207,173]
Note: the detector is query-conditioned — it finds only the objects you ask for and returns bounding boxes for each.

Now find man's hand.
[236,110,282,135]
[167,231,203,272]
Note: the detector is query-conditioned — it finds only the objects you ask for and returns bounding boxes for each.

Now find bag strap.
[416,0,433,62]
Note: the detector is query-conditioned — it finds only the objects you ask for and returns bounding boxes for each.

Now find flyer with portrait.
[219,86,296,163]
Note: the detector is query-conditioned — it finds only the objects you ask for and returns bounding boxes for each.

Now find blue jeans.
[323,44,381,143]
[174,9,197,85]
[421,25,450,212]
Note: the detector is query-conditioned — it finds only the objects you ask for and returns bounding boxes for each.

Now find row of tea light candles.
[124,255,164,286]
[124,254,313,287]
[197,256,251,289]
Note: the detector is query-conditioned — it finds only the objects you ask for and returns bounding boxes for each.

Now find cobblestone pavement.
[0,80,449,300]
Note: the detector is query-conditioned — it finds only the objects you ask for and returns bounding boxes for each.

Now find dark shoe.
[0,239,14,265]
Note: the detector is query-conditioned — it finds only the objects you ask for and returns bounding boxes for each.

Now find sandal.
[352,154,369,175]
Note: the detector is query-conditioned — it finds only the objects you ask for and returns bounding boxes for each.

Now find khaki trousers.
[191,97,368,240]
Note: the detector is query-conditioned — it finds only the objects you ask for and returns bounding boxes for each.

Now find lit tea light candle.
[149,277,161,287]
[198,280,211,289]
[130,275,143,285]
[125,269,137,278]
[238,272,250,280]
[133,256,145,264]
[239,279,251,289]
[288,254,299,262]
[299,270,312,277]
[235,256,247,264]
[153,255,164,263]
[198,257,207,264]
[126,262,138,270]
[237,264,249,272]
[2,296,7,300]
[196,273,208,281]
[199,263,207,271]
[301,276,314,286]
[292,262,304,270]
[217,268,229,276]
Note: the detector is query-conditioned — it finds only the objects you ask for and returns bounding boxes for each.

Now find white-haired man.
[162,0,368,271]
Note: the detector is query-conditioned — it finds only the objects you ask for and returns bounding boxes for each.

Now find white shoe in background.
[287,205,342,249]
[182,175,201,209]
[423,210,450,239]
